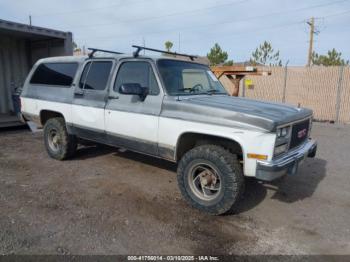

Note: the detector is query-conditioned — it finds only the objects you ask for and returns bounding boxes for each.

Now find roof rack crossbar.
[88,48,123,58]
[132,45,197,61]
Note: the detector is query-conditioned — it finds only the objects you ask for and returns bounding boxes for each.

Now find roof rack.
[88,48,123,58]
[132,45,197,61]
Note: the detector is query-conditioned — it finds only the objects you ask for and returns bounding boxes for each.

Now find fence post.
[282,61,289,103]
[335,65,344,123]
[242,77,246,97]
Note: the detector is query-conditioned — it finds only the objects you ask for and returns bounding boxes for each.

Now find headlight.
[277,126,290,138]
[274,143,288,155]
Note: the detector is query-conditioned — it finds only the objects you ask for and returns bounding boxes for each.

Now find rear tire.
[177,145,244,215]
[43,117,77,160]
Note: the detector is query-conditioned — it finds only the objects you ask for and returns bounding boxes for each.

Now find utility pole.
[307,17,315,67]
[29,15,32,26]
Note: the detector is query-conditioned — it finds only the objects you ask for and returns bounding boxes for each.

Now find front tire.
[177,145,244,215]
[44,117,77,160]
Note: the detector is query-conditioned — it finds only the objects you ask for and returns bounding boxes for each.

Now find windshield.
[157,59,227,96]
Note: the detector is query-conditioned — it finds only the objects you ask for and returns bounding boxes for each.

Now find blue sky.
[1,0,349,65]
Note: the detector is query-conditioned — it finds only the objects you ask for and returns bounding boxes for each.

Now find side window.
[114,61,160,95]
[30,63,78,87]
[79,61,112,91]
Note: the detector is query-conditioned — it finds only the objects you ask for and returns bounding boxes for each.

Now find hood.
[161,95,312,131]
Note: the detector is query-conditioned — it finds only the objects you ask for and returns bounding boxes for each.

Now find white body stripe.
[21,97,276,177]
[158,117,276,176]
[72,105,105,131]
[105,110,159,143]
[21,97,73,124]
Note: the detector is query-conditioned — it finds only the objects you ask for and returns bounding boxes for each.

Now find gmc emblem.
[298,128,307,139]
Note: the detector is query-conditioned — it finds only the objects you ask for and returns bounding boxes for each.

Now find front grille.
[289,119,310,149]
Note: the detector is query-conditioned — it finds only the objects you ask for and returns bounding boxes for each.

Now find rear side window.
[114,61,160,95]
[79,61,113,91]
[30,63,78,86]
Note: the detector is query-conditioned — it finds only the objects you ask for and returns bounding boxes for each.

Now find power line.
[32,0,239,18]
[315,9,350,19]
[75,0,350,41]
[78,8,349,59]
[181,20,305,43]
[32,0,147,17]
[69,0,248,29]
[73,0,349,30]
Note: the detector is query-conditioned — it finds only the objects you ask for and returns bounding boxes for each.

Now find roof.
[0,19,71,40]
[39,53,209,65]
[37,56,87,64]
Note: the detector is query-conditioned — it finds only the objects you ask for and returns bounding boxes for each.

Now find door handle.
[108,95,119,99]
[74,90,84,96]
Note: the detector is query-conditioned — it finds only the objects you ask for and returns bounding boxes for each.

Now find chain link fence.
[220,66,350,123]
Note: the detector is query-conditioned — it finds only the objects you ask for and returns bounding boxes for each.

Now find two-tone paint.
[21,55,313,177]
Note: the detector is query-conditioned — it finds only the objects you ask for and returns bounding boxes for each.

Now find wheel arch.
[40,110,65,126]
[175,132,245,162]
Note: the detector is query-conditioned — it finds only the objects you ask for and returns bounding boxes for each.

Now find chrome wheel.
[188,162,222,201]
[48,128,61,152]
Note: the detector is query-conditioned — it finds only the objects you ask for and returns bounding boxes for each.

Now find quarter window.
[79,61,113,91]
[114,61,160,95]
[30,63,78,86]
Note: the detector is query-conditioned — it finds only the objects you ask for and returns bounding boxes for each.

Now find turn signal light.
[247,153,268,160]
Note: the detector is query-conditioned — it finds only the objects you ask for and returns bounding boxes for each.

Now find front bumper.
[256,139,317,181]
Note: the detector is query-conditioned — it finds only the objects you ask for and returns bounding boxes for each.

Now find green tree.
[250,41,282,66]
[72,41,81,52]
[312,48,349,66]
[207,43,233,66]
[164,41,174,52]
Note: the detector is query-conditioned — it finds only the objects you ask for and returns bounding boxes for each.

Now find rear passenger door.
[71,60,114,138]
[105,59,163,156]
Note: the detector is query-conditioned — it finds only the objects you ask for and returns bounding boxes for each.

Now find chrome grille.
[289,119,310,149]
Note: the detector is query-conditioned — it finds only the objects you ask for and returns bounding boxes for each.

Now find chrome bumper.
[256,139,317,181]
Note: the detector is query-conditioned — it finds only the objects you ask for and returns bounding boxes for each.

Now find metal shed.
[0,19,73,127]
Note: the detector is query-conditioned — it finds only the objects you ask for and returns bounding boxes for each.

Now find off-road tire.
[44,117,77,160]
[177,145,244,215]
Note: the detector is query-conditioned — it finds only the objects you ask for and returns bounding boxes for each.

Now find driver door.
[105,59,163,156]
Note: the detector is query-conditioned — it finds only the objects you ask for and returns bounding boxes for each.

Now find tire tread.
[44,117,77,160]
[177,144,244,215]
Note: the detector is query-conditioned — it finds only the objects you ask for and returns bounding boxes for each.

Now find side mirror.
[119,83,149,101]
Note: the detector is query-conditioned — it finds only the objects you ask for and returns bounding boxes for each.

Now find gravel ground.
[0,123,349,255]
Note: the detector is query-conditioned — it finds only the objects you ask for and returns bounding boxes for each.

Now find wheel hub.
[199,171,217,187]
[48,129,61,152]
[188,163,222,201]
[53,136,59,145]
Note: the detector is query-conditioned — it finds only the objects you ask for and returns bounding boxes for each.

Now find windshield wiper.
[206,89,225,95]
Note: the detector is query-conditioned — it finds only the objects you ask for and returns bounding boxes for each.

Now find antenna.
[132,45,197,61]
[88,48,123,58]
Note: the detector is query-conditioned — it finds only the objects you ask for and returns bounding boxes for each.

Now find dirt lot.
[0,123,349,255]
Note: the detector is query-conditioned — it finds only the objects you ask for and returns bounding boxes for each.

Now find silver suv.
[20,46,317,215]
